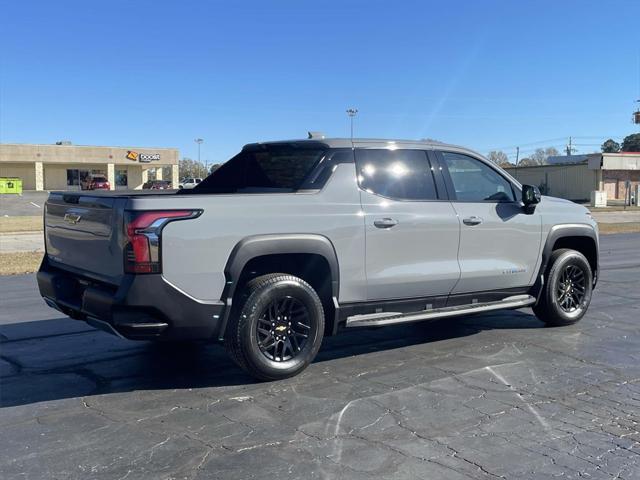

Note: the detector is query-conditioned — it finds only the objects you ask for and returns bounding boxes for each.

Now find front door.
[604,179,617,200]
[356,148,461,300]
[436,151,542,294]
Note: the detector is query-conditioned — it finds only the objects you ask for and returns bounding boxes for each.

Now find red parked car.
[85,175,110,190]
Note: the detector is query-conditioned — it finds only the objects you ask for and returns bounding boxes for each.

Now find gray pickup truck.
[38,138,598,380]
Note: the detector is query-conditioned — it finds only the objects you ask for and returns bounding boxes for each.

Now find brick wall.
[603,170,640,200]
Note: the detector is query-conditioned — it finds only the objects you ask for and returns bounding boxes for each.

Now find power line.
[485,137,566,151]
[484,134,629,153]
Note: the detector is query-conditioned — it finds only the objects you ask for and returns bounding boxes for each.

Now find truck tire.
[533,248,593,326]
[224,273,325,381]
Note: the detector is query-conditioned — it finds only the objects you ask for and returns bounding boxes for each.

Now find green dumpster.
[0,177,23,194]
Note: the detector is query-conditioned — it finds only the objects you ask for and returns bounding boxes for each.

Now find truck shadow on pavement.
[0,310,544,408]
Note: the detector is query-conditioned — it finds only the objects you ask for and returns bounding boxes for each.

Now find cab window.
[355,149,438,200]
[440,152,515,202]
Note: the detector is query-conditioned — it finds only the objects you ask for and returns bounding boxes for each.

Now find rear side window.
[190,145,326,193]
[440,152,515,202]
[355,149,437,200]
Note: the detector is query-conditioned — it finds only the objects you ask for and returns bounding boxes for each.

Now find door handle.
[374,218,398,229]
[462,216,483,226]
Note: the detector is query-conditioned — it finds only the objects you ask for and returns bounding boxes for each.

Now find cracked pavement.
[1,233,639,479]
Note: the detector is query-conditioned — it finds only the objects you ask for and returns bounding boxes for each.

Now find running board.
[345,294,536,328]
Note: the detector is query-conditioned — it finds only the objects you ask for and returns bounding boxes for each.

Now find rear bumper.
[37,258,225,341]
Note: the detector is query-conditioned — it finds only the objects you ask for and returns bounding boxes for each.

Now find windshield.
[188,145,326,194]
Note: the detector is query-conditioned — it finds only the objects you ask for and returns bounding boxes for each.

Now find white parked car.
[178,178,202,189]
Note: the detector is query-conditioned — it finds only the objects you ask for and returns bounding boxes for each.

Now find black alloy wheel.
[555,264,587,313]
[256,296,311,362]
[224,273,325,381]
[533,248,593,326]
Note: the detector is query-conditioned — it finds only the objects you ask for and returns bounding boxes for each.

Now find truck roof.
[243,138,485,158]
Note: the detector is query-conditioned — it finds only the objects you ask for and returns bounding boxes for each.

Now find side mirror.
[522,184,541,213]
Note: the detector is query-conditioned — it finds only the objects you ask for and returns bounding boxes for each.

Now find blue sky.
[1,0,639,164]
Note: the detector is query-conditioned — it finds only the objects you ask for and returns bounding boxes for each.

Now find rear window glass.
[189,146,326,193]
[355,149,438,200]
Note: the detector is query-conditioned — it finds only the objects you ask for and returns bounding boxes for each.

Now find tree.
[487,150,510,165]
[546,147,560,157]
[528,147,559,166]
[179,157,208,179]
[601,138,621,153]
[517,157,537,167]
[621,133,640,152]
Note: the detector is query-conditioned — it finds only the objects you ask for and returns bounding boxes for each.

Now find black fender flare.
[533,224,599,302]
[217,234,340,340]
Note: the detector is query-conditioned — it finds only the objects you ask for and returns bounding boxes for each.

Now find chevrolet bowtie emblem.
[64,213,82,225]
[275,325,287,332]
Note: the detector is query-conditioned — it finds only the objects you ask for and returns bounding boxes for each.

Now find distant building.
[590,152,640,202]
[0,143,179,191]
[546,154,590,165]
[505,152,640,202]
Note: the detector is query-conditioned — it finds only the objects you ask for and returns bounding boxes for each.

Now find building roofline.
[248,137,454,146]
[0,142,179,151]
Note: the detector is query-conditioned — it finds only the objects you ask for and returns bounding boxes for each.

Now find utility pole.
[515,146,520,179]
[194,138,204,177]
[346,108,358,141]
[565,136,574,156]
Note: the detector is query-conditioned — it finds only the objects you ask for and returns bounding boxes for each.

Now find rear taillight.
[124,210,201,274]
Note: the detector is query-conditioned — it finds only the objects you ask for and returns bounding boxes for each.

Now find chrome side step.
[345,295,536,328]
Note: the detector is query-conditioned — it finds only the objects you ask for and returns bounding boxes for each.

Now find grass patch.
[0,216,42,233]
[598,223,640,235]
[0,251,43,275]
[588,206,640,212]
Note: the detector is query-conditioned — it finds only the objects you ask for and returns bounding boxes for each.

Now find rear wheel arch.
[218,234,340,340]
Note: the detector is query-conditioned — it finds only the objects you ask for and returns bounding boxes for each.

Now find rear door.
[435,151,542,294]
[357,148,461,300]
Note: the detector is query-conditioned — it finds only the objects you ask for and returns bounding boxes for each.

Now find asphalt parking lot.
[0,192,48,216]
[1,234,639,479]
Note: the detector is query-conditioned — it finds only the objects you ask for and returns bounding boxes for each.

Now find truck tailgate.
[44,192,128,284]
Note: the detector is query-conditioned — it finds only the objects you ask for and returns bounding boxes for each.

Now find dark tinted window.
[441,152,515,202]
[299,149,353,190]
[190,145,325,193]
[355,149,437,200]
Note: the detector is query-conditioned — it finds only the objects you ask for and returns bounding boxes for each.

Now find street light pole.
[194,138,204,177]
[346,108,358,142]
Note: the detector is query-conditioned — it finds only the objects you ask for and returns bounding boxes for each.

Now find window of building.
[116,169,128,188]
[66,169,80,188]
[355,149,438,200]
[440,152,515,202]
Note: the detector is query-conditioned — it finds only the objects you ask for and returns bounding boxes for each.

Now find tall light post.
[346,108,358,141]
[194,138,204,177]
